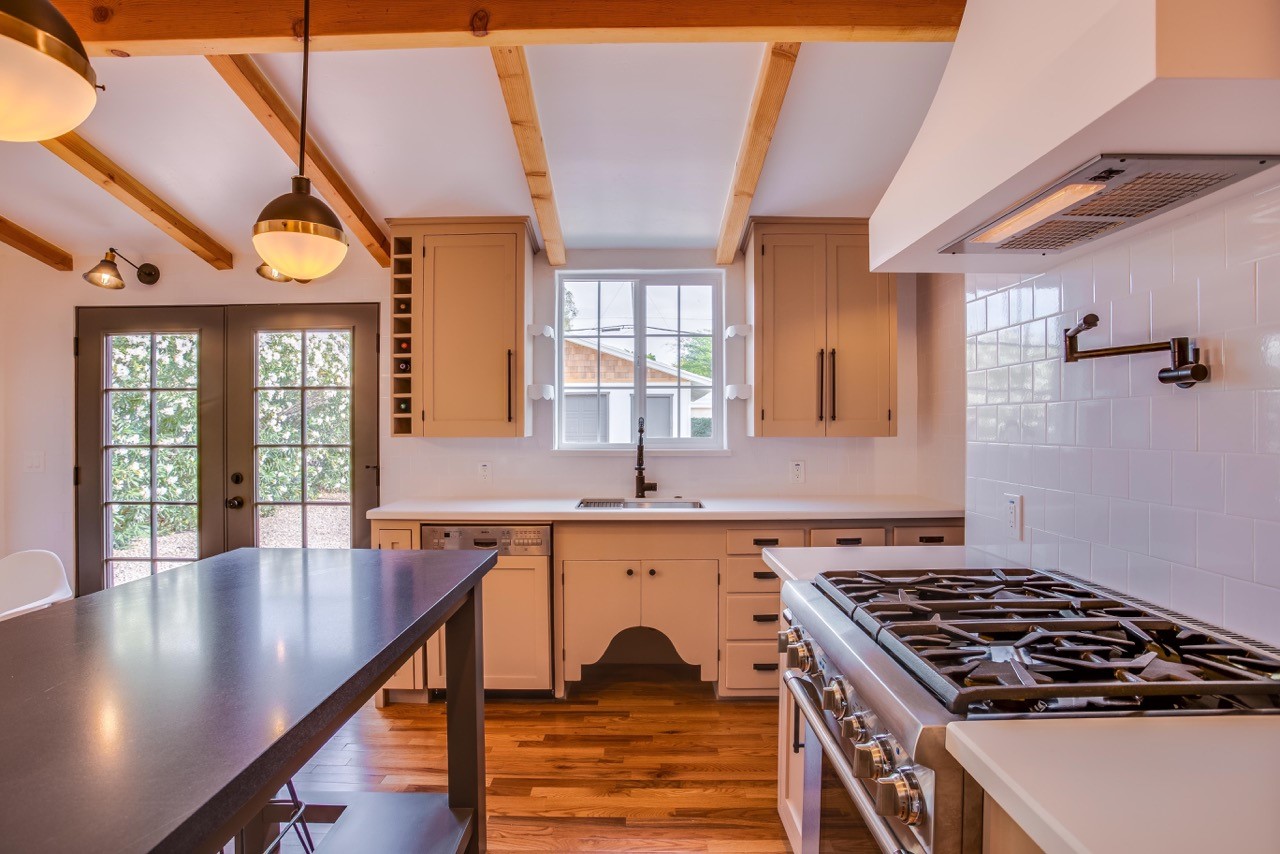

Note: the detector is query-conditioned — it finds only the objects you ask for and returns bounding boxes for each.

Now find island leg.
[445,584,485,853]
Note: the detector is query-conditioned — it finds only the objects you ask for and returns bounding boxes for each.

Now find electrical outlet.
[789,461,806,484]
[1004,493,1023,540]
[23,451,44,473]
[478,462,492,482]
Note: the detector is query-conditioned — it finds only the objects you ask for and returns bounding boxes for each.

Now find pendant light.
[0,0,98,141]
[83,248,160,289]
[251,0,347,282]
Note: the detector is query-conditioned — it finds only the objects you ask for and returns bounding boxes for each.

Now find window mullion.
[634,281,646,442]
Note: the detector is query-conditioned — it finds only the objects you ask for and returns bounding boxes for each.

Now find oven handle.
[784,671,909,854]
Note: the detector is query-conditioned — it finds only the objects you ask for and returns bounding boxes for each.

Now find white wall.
[0,243,946,579]
[964,179,1280,646]
[917,274,966,506]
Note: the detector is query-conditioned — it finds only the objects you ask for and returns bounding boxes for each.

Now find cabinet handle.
[919,535,945,544]
[648,568,656,576]
[817,349,825,421]
[753,537,779,547]
[752,570,775,580]
[626,568,634,576]
[506,349,514,423]
[835,537,863,546]
[752,614,779,623]
[829,349,837,421]
[754,661,779,672]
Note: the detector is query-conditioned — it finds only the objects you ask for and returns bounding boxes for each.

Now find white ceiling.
[0,42,951,269]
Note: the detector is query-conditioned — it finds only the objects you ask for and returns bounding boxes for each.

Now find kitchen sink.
[576,498,704,509]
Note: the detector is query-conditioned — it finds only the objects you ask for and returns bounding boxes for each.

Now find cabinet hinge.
[72,466,80,486]
[72,336,79,357]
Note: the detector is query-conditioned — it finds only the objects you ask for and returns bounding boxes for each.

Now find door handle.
[817,349,825,421]
[626,568,634,576]
[829,349,836,421]
[225,496,244,510]
[648,568,656,576]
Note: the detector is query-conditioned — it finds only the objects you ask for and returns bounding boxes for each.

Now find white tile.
[1093,244,1131,303]
[1020,403,1046,445]
[1128,554,1172,606]
[1032,359,1060,402]
[1007,444,1033,485]
[1023,486,1046,532]
[966,299,987,335]
[1046,401,1076,445]
[1007,537,1032,567]
[1196,512,1254,580]
[1058,259,1094,311]
[1075,493,1110,542]
[975,331,998,369]
[1259,256,1280,325]
[1198,263,1256,333]
[1022,318,1047,361]
[1059,446,1092,493]
[1223,579,1280,646]
[997,326,1021,366]
[1111,397,1151,449]
[984,442,1009,481]
[1008,363,1033,403]
[1091,544,1129,591]
[1150,503,1197,566]
[1220,324,1280,390]
[1170,563,1224,626]
[1076,400,1112,447]
[1009,283,1035,326]
[1129,449,1172,504]
[997,404,1022,444]
[1044,488,1074,535]
[1092,356,1131,399]
[1062,358,1094,400]
[1224,453,1280,521]
[1110,499,1150,554]
[1111,291,1152,342]
[1031,529,1060,570]
[1225,183,1280,266]
[1130,351,1172,399]
[1059,537,1091,579]
[1043,314,1069,361]
[1197,390,1255,452]
[986,289,1010,330]
[1172,451,1224,512]
[1032,445,1061,490]
[1151,280,1199,339]
[1258,391,1280,453]
[1031,273,1063,319]
[1130,229,1174,293]
[1173,211,1226,288]
[1150,394,1198,451]
[1254,520,1280,588]
[1091,448,1130,498]
[985,367,1009,404]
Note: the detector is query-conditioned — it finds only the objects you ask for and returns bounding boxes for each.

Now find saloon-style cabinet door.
[641,560,718,681]
[562,561,642,682]
[747,220,896,438]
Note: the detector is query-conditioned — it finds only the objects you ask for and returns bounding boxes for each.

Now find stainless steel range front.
[779,566,1280,854]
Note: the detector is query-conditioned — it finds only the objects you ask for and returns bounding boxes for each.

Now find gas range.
[779,566,1280,854]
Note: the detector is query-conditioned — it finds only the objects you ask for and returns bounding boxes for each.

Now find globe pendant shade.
[0,0,98,141]
[252,176,348,281]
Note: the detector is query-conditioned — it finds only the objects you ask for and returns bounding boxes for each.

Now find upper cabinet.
[746,220,896,438]
[387,218,534,438]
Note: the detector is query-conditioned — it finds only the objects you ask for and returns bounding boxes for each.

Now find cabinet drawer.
[726,528,805,555]
[723,641,781,691]
[810,527,886,548]
[724,557,781,593]
[893,525,964,546]
[725,593,782,640]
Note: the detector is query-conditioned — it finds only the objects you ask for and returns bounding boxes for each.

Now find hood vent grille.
[944,155,1276,255]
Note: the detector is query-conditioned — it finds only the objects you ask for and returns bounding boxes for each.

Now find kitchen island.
[0,548,494,853]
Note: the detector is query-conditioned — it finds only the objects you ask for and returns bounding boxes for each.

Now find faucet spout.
[635,417,657,498]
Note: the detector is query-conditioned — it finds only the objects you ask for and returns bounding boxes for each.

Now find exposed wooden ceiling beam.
[491,46,566,267]
[207,54,391,268]
[716,43,801,265]
[0,216,73,271]
[63,1,964,56]
[40,134,234,270]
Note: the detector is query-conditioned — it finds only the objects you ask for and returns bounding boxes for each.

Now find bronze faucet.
[635,417,657,498]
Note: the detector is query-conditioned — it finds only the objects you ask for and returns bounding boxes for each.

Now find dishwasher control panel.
[421,525,551,556]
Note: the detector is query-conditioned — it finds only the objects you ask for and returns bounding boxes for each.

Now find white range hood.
[869,0,1280,273]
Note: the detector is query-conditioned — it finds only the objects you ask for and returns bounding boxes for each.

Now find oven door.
[785,671,917,854]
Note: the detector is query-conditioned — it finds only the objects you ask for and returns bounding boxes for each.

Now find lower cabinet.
[778,667,816,853]
[563,559,718,682]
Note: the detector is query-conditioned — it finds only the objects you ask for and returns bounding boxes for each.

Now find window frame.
[555,270,724,452]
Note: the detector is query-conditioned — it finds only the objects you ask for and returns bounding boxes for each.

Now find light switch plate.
[789,461,806,484]
[1003,493,1023,539]
[23,451,44,473]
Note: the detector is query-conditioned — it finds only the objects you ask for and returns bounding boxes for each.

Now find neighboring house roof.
[564,338,711,386]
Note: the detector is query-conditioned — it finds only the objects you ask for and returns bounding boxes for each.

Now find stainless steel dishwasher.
[420,525,552,691]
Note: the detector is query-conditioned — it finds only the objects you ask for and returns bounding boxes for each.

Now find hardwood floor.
[294,666,791,852]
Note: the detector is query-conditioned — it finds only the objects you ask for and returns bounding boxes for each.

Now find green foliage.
[690,417,712,438]
[679,336,713,380]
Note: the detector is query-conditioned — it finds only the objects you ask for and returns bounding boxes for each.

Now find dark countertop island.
[0,547,494,853]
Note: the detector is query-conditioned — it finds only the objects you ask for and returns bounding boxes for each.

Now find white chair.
[0,550,72,623]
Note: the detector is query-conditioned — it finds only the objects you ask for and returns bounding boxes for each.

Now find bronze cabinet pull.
[829,349,837,421]
[753,570,775,580]
[506,349,514,422]
[817,349,825,420]
[752,614,779,623]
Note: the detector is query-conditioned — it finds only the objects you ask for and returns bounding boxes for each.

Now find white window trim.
[555,270,725,452]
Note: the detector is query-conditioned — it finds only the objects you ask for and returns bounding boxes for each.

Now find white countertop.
[762,545,1006,582]
[366,495,962,522]
[947,717,1280,854]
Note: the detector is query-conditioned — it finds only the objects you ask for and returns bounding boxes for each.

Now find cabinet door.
[422,232,519,437]
[826,233,895,437]
[641,559,718,681]
[376,528,422,690]
[757,233,828,437]
[375,527,415,550]
[563,560,641,682]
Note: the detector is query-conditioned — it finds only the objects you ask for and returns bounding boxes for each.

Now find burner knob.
[873,770,924,826]
[852,736,893,779]
[821,679,849,717]
[777,627,802,654]
[839,710,872,743]
[785,641,818,674]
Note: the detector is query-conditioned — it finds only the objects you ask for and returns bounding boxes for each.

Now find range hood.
[942,153,1277,256]
[870,0,1280,273]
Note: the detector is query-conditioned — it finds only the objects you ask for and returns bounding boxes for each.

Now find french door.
[75,304,378,595]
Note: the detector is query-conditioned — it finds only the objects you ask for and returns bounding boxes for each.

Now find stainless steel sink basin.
[577,498,704,509]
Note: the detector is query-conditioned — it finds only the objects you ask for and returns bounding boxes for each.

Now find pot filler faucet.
[635,417,657,498]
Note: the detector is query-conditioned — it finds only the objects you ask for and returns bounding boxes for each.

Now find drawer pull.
[752,614,779,623]
[753,537,780,547]
[753,570,776,580]
[753,662,780,672]
[835,537,863,546]
[919,535,945,544]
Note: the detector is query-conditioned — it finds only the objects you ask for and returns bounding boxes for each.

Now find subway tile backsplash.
[965,181,1280,646]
